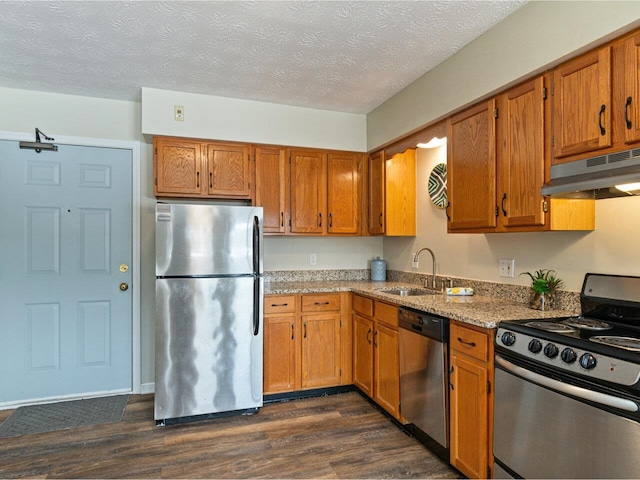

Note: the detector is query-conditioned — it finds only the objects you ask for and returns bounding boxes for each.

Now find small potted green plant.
[520,269,563,310]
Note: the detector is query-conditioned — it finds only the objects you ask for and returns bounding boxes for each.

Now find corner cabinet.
[352,294,401,420]
[447,77,594,234]
[449,320,494,479]
[153,136,253,200]
[263,293,352,395]
[367,149,416,236]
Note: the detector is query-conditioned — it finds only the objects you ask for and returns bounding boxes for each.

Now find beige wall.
[367,1,640,150]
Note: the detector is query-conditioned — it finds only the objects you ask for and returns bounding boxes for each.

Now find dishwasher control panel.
[398,307,448,342]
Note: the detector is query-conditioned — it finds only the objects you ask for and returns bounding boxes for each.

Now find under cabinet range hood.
[541,148,640,199]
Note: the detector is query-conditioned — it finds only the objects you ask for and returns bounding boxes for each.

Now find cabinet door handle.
[373,330,378,347]
[379,212,383,227]
[457,337,476,347]
[291,323,294,340]
[366,328,372,345]
[329,213,333,228]
[449,365,455,390]
[626,96,633,130]
[280,212,284,227]
[196,171,200,188]
[304,322,307,339]
[599,104,606,136]
[445,201,451,222]
[209,172,213,189]
[501,193,507,216]
[318,213,322,227]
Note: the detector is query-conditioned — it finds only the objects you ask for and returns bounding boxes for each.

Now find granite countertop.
[265,280,573,329]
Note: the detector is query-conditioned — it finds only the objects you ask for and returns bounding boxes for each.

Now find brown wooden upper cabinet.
[255,146,288,234]
[552,30,640,164]
[270,148,363,236]
[367,148,416,236]
[448,76,594,233]
[552,47,612,160]
[154,136,253,200]
[289,149,327,234]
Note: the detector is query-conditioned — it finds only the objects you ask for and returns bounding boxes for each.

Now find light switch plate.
[499,258,515,278]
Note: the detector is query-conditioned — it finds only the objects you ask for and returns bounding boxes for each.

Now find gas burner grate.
[564,316,611,331]
[524,321,577,333]
[590,336,640,352]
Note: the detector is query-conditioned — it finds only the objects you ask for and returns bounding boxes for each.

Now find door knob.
[119,282,129,291]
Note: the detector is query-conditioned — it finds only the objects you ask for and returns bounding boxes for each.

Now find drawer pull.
[314,301,330,305]
[270,303,289,307]
[457,337,476,347]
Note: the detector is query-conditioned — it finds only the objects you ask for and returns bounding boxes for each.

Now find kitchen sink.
[379,287,440,297]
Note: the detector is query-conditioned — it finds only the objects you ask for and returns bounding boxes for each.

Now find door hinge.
[551,84,555,96]
[494,108,499,119]
[551,135,554,147]
[155,177,157,186]
[495,206,499,217]
[543,200,548,212]
[487,380,491,394]
[488,467,492,478]
[154,147,157,155]
[248,182,251,190]
[542,87,548,100]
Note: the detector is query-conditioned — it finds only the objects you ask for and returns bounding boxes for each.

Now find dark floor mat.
[0,394,129,438]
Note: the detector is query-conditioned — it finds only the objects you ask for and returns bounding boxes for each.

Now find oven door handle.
[495,354,639,413]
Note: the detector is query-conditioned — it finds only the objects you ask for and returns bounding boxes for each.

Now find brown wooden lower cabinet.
[449,320,495,479]
[263,292,351,394]
[352,294,401,421]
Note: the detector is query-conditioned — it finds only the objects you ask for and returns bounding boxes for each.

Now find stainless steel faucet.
[413,247,438,290]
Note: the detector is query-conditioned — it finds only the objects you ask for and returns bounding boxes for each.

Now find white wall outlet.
[499,258,515,278]
[411,253,419,269]
[309,253,317,266]
[174,105,184,121]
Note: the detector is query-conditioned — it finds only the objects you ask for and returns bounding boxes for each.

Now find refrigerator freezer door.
[154,276,263,421]
[156,203,263,277]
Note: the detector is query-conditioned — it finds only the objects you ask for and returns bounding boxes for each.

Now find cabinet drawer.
[374,301,398,328]
[450,322,489,362]
[353,295,374,317]
[265,295,296,314]
[301,293,341,312]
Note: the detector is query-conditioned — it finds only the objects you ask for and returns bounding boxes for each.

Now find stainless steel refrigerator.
[154,203,263,425]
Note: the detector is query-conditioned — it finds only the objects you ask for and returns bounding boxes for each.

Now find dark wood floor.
[0,391,460,479]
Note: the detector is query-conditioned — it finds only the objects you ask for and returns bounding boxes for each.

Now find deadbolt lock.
[119,264,129,273]
[119,282,129,291]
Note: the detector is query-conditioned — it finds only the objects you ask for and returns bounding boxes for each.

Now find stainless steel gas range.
[493,273,640,479]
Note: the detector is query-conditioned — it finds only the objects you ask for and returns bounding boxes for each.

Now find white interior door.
[0,140,132,403]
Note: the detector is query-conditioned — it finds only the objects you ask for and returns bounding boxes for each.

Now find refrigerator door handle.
[252,215,260,275]
[253,276,262,336]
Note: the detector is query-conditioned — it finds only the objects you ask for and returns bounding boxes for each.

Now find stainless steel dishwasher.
[398,306,449,461]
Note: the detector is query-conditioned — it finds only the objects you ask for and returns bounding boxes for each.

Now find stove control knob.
[561,348,577,364]
[580,353,597,370]
[528,339,543,354]
[544,343,559,359]
[501,331,516,346]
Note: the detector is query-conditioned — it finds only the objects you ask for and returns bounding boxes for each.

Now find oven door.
[494,354,640,479]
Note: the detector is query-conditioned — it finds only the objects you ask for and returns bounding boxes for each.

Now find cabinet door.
[327,152,360,234]
[154,138,203,196]
[255,146,287,234]
[263,315,297,394]
[353,314,374,397]
[624,33,640,144]
[374,323,400,419]
[448,100,497,231]
[204,142,252,198]
[498,77,547,229]
[289,149,326,234]
[385,149,416,236]
[368,150,385,235]
[301,313,341,388]
[449,351,490,479]
[552,47,612,160]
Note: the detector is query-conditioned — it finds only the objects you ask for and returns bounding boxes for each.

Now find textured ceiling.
[0,1,527,114]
